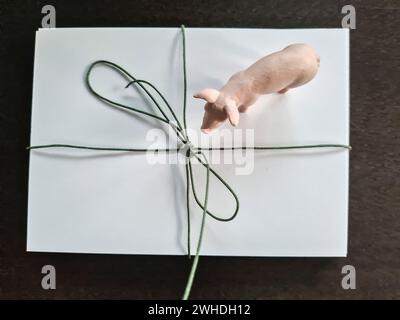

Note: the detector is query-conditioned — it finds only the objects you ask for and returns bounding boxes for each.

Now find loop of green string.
[27,25,351,300]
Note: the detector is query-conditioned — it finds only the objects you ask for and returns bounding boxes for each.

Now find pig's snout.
[194,88,240,133]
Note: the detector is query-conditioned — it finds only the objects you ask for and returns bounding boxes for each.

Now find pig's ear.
[193,88,220,103]
[224,99,239,127]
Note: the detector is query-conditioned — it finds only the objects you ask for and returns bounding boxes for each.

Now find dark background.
[0,0,399,299]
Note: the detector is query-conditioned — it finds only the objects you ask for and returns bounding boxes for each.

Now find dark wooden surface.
[0,0,399,299]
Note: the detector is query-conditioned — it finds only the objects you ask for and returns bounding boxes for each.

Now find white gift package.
[27,27,349,256]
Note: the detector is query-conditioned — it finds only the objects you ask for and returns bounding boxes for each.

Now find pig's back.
[245,43,320,94]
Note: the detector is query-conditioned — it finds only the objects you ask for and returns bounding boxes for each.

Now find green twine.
[27,25,351,300]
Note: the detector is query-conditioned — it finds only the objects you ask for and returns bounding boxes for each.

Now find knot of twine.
[28,25,351,300]
[181,141,196,159]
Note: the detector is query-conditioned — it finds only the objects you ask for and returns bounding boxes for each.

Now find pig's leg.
[278,88,289,94]
[237,94,258,113]
[238,105,250,113]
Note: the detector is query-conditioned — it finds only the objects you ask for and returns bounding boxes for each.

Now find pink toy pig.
[194,43,320,133]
